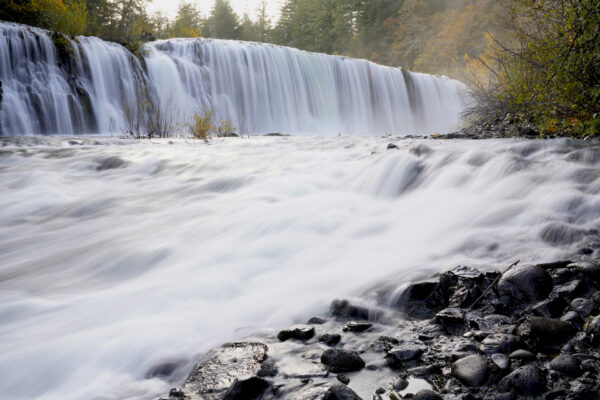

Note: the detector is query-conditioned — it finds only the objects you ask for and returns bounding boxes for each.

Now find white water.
[0,136,599,400]
[0,22,467,136]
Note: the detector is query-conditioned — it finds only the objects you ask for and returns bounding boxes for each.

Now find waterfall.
[0,22,467,136]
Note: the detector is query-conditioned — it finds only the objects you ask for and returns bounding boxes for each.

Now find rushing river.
[0,136,598,400]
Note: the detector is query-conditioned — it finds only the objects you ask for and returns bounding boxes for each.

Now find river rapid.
[0,136,599,400]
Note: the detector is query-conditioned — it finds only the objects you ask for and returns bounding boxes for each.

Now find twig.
[468,260,520,311]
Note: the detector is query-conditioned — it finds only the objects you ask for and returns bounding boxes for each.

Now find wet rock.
[307,316,327,324]
[256,359,278,377]
[434,307,466,334]
[553,279,584,299]
[396,280,448,319]
[508,349,536,360]
[167,388,185,399]
[278,325,315,342]
[319,333,342,347]
[531,296,568,318]
[336,374,350,384]
[343,322,372,332]
[516,316,576,351]
[324,384,362,400]
[330,300,372,321]
[480,334,522,355]
[393,377,409,391]
[223,377,269,400]
[498,265,553,304]
[321,349,365,373]
[571,298,594,319]
[560,310,583,326]
[585,315,600,345]
[491,353,509,370]
[97,156,127,171]
[387,143,399,150]
[182,342,268,400]
[550,354,581,377]
[451,354,488,386]
[386,343,426,367]
[412,390,442,400]
[499,365,547,396]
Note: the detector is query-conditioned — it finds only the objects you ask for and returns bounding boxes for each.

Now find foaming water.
[0,137,599,400]
[0,22,466,136]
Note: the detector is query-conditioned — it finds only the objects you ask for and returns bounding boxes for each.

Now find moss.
[52,32,74,64]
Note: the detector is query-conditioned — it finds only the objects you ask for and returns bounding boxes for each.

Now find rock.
[395,280,448,319]
[319,333,342,346]
[571,298,594,318]
[182,342,268,399]
[386,343,426,367]
[451,354,488,386]
[491,353,510,370]
[553,279,584,299]
[499,365,547,396]
[321,349,365,373]
[560,310,584,326]
[330,300,372,321]
[167,388,185,399]
[97,156,127,171]
[223,377,269,400]
[387,143,399,150]
[412,390,442,400]
[336,374,350,384]
[498,265,553,304]
[324,384,362,400]
[550,354,581,377]
[277,325,315,342]
[508,349,536,360]
[434,307,466,334]
[480,334,522,355]
[531,296,568,318]
[515,316,576,351]
[256,359,277,377]
[393,377,409,391]
[585,315,600,345]
[343,322,372,332]
[307,316,327,324]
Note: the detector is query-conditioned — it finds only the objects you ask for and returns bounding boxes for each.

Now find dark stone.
[491,353,510,370]
[319,333,342,347]
[343,322,372,332]
[480,334,522,355]
[387,143,399,150]
[330,300,371,321]
[146,360,184,378]
[321,349,365,373]
[536,261,573,270]
[571,298,594,318]
[256,359,278,377]
[277,325,315,342]
[560,310,584,326]
[168,388,185,399]
[393,377,409,391]
[550,354,581,377]
[434,307,467,334]
[307,317,327,324]
[451,354,488,386]
[395,280,448,319]
[223,377,269,400]
[336,374,350,385]
[508,349,536,360]
[370,336,399,353]
[516,316,576,351]
[412,390,442,400]
[324,384,362,400]
[531,296,568,318]
[498,265,553,304]
[386,343,426,367]
[586,315,600,345]
[553,279,585,299]
[499,365,547,396]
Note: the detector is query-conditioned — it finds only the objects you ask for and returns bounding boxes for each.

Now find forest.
[1,0,598,137]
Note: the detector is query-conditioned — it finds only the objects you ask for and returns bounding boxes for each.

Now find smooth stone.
[307,316,327,324]
[498,365,547,396]
[321,349,365,373]
[571,298,594,318]
[336,374,350,384]
[223,377,269,400]
[550,354,581,377]
[412,390,442,400]
[319,333,342,347]
[508,349,536,360]
[560,310,583,326]
[277,325,315,342]
[393,377,409,391]
[343,321,372,332]
[387,343,426,362]
[451,354,488,386]
[491,353,510,370]
[515,316,576,351]
[498,265,553,303]
[324,384,362,400]
[586,315,600,345]
[480,334,522,354]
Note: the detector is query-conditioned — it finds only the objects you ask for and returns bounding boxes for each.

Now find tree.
[168,2,203,38]
[206,0,239,39]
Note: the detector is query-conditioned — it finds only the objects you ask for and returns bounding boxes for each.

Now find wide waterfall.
[0,22,467,136]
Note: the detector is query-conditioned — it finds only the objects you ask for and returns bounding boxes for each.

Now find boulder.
[386,343,426,367]
[498,365,547,396]
[549,354,581,377]
[321,349,365,373]
[498,265,553,304]
[515,316,576,351]
[451,354,488,386]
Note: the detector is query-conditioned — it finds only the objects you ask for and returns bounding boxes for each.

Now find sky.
[148,0,285,21]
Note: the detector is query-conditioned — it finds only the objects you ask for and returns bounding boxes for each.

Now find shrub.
[188,108,215,141]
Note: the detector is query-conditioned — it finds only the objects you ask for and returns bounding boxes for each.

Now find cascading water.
[0,22,467,136]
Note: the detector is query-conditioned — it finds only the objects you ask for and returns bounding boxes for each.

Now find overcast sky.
[148,0,285,21]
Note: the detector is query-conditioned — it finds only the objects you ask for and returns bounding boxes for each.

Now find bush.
[188,108,215,141]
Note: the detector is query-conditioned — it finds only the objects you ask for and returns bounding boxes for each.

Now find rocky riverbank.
[158,251,600,400]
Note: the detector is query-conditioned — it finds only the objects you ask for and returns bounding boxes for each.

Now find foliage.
[215,119,236,137]
[188,108,215,141]
[469,0,600,137]
[1,0,87,36]
[205,0,239,40]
